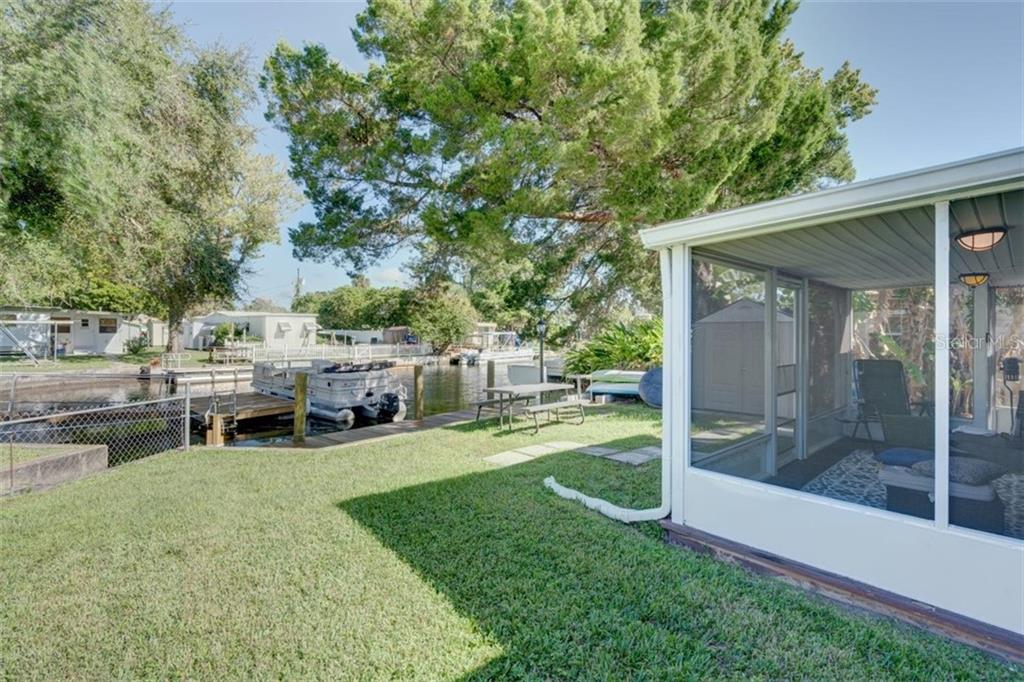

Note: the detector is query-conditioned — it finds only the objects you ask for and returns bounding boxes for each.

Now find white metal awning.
[641,148,1024,290]
[277,322,292,332]
[693,189,1023,289]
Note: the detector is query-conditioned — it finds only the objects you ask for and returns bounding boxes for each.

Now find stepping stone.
[517,444,560,457]
[544,441,587,451]
[633,445,662,458]
[483,450,534,467]
[575,445,619,457]
[607,450,656,466]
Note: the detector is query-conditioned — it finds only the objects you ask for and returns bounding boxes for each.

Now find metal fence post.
[7,375,16,420]
[7,430,13,496]
[183,384,191,451]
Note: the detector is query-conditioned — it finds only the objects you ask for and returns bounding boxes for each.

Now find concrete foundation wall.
[1,446,109,495]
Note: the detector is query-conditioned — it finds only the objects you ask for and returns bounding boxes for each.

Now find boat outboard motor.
[378,392,406,422]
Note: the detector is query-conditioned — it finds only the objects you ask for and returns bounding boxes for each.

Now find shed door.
[702,324,764,416]
[705,332,743,411]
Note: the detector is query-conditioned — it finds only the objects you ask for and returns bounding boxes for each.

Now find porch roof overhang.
[640,148,1024,290]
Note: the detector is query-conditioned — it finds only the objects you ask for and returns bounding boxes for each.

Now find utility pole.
[292,268,304,302]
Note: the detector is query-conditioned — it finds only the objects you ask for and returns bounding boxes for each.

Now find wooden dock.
[190,392,294,422]
[301,409,478,449]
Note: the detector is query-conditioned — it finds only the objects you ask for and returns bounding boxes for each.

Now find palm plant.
[564,318,662,375]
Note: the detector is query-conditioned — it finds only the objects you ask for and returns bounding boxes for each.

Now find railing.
[160,352,193,370]
[248,343,433,363]
[2,394,190,495]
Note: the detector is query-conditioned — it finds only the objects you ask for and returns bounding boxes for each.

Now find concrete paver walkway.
[484,441,662,467]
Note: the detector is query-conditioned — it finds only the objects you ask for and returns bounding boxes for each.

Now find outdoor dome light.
[959,272,990,288]
[954,226,1007,252]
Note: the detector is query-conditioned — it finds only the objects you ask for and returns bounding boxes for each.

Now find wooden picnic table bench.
[470,394,533,421]
[483,382,583,432]
[520,394,585,433]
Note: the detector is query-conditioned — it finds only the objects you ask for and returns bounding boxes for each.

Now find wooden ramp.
[301,409,478,449]
[190,392,294,421]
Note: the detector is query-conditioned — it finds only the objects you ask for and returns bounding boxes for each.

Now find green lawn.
[0,406,1015,679]
[0,347,208,374]
[1,443,89,467]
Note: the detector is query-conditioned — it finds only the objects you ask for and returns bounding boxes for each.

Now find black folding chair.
[853,359,933,452]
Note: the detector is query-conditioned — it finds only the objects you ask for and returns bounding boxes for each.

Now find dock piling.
[293,372,308,444]
[207,414,225,446]
[486,360,495,389]
[414,364,424,421]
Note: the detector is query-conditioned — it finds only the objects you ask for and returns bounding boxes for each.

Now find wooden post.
[293,372,308,444]
[414,364,424,421]
[486,360,495,390]
[207,414,225,446]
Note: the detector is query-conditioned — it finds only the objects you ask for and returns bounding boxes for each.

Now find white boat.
[252,359,407,422]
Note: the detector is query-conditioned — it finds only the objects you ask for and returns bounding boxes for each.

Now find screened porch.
[687,188,1023,541]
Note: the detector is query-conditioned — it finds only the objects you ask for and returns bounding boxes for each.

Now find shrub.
[123,334,149,355]
[564,318,662,375]
[408,284,477,353]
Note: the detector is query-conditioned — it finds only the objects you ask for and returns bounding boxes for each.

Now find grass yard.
[0,405,1016,679]
[1,443,89,467]
[0,348,208,375]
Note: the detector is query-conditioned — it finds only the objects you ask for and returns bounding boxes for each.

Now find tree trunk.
[165,304,185,353]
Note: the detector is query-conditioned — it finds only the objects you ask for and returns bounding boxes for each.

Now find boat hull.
[252,360,407,423]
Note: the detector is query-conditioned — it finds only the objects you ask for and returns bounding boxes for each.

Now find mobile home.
[0,306,152,356]
[182,311,319,350]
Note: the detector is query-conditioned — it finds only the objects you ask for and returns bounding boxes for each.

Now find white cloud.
[368,267,407,287]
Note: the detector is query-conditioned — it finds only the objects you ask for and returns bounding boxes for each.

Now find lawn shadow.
[337,449,982,679]
[339,456,711,679]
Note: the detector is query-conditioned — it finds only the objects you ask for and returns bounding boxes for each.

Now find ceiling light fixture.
[959,272,990,288]
[954,226,1007,252]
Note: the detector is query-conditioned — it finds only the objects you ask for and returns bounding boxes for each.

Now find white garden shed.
[692,299,794,416]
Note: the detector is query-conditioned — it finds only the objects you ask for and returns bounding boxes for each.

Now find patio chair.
[852,359,934,447]
[854,359,933,419]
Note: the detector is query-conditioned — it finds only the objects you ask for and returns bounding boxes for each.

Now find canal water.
[228,363,521,446]
[3,363,527,446]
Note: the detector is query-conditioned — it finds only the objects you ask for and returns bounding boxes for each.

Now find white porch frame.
[648,149,1024,635]
[935,200,951,529]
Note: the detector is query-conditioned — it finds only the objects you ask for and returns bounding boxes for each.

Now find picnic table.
[484,382,584,432]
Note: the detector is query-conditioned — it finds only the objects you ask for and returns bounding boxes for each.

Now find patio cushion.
[911,457,1008,486]
[589,370,645,384]
[874,447,932,467]
[878,466,997,502]
[587,382,641,396]
[992,473,1024,539]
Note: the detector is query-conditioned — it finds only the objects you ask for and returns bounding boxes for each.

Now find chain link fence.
[1,374,189,495]
[1,373,172,418]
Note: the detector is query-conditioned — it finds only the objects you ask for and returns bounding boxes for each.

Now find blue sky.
[166,0,1024,307]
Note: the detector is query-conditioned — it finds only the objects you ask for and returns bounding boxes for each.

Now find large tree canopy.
[293,284,414,330]
[1,0,296,349]
[0,0,178,305]
[263,0,875,330]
